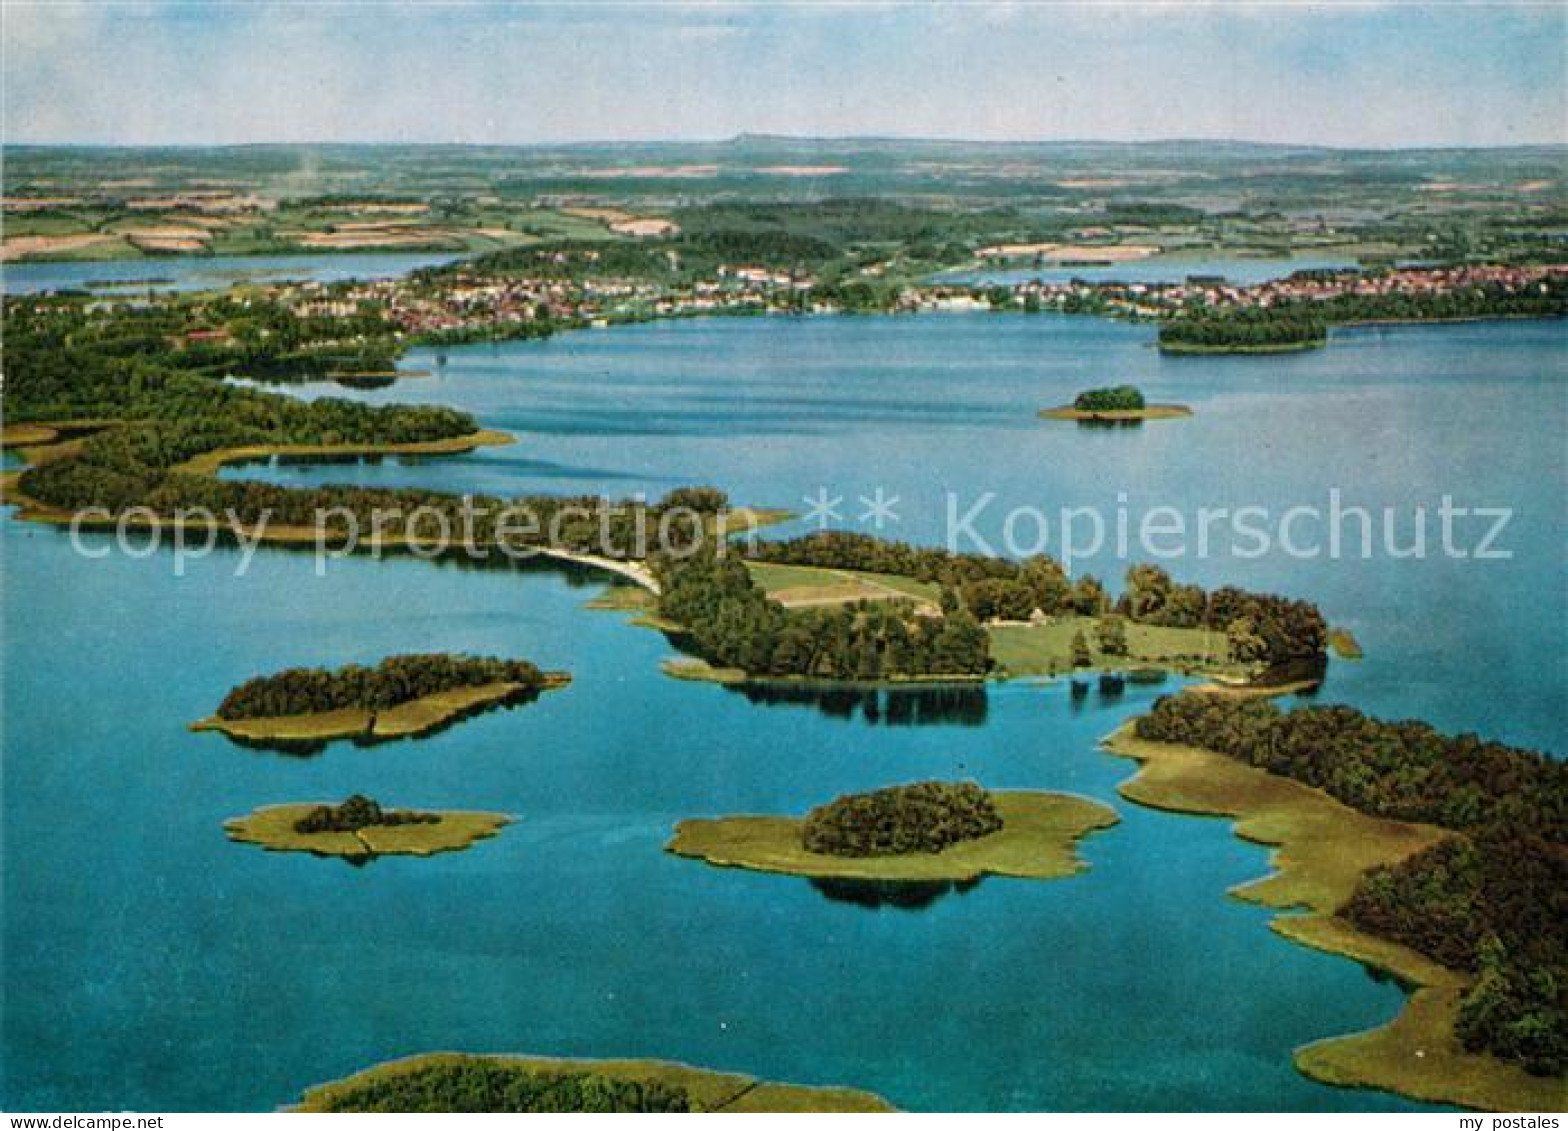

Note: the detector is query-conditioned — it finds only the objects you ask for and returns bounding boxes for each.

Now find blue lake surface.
[0,252,460,295]
[935,255,1362,287]
[4,311,1565,1111]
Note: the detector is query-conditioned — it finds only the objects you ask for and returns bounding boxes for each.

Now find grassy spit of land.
[1157,338,1326,355]
[1039,404,1193,422]
[668,790,1119,884]
[292,1051,896,1112]
[1100,724,1563,1112]
[170,427,514,476]
[226,803,510,861]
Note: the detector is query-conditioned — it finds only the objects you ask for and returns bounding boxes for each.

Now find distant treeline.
[217,654,551,719]
[802,781,1003,857]
[311,1060,691,1113]
[656,545,991,680]
[750,537,1326,669]
[1135,694,1566,1074]
[1160,273,1568,351]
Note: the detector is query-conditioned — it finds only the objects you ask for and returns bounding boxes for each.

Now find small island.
[191,653,570,750]
[293,1052,896,1113]
[668,781,1119,883]
[1040,385,1191,422]
[225,795,510,861]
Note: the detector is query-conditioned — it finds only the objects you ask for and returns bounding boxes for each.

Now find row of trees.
[802,781,1003,858]
[749,532,1023,588]
[315,1060,692,1113]
[656,546,992,680]
[1134,694,1565,1073]
[217,654,551,719]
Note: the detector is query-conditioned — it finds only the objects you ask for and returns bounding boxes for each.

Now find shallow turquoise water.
[4,312,1564,1111]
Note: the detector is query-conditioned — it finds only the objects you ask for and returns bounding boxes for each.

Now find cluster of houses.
[986,262,1567,319]
[52,258,1564,357]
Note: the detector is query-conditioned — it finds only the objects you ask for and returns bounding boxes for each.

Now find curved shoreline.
[292,1052,897,1112]
[1100,723,1561,1112]
[667,791,1119,883]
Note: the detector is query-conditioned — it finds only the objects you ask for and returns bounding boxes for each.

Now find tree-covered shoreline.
[1133,694,1566,1075]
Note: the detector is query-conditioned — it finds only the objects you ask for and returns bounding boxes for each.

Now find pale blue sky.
[4,2,1564,147]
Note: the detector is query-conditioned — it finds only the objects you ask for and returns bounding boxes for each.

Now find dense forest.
[1342,833,1566,1075]
[294,795,439,835]
[1158,310,1328,351]
[656,544,991,680]
[311,1060,691,1113]
[1134,694,1566,1073]
[802,781,1003,857]
[217,654,553,719]
[1072,385,1146,411]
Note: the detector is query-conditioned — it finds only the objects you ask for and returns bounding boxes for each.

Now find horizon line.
[6,133,1567,155]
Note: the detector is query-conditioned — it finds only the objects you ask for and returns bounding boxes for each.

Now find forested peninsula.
[1115,694,1566,1107]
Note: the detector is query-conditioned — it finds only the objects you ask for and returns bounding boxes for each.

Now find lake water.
[0,252,460,296]
[935,254,1362,287]
[4,311,1564,1111]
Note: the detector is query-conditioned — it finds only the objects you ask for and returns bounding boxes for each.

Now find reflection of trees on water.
[725,682,989,726]
[809,875,983,910]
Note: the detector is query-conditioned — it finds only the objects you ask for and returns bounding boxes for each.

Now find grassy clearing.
[987,616,1242,679]
[225,804,510,860]
[667,792,1119,883]
[293,1052,895,1113]
[744,560,941,607]
[660,658,747,684]
[1101,724,1563,1112]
